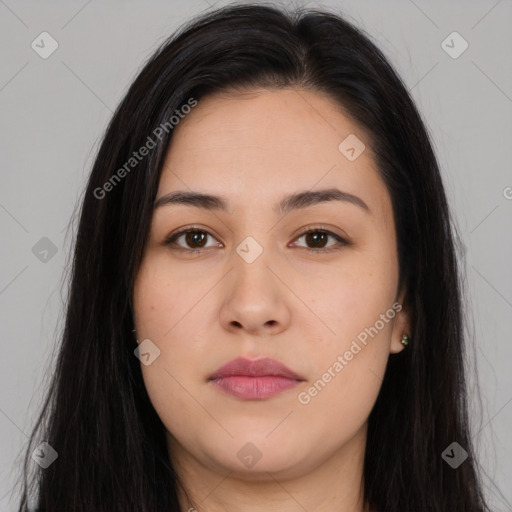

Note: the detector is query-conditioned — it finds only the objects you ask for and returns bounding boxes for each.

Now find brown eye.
[165,229,221,251]
[183,230,208,248]
[164,226,347,254]
[304,231,329,248]
[292,229,348,253]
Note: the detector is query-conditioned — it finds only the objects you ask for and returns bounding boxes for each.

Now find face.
[133,87,410,482]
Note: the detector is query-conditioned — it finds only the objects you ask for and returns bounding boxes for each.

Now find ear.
[389,286,411,354]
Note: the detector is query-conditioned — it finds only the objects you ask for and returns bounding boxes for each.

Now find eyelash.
[164,225,349,255]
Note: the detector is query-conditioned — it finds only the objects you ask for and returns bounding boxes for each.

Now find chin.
[201,436,315,480]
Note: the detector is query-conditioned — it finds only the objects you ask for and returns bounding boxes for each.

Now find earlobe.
[390,333,409,354]
[390,290,411,354]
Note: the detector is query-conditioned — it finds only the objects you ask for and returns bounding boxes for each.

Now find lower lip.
[210,376,301,400]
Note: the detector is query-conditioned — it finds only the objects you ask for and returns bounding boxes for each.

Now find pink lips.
[209,357,304,400]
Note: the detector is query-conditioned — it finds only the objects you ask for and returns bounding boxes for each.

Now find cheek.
[132,257,183,407]
[295,299,395,448]
[132,254,216,426]
[307,250,398,349]
[294,252,398,425]
[133,253,213,338]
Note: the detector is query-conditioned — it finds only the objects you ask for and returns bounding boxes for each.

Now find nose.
[218,246,292,337]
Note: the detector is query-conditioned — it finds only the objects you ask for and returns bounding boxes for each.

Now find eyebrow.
[154,187,370,215]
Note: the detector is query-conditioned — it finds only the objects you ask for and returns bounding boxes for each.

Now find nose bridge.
[219,230,290,334]
[235,232,268,265]
[228,201,276,266]
[231,232,274,292]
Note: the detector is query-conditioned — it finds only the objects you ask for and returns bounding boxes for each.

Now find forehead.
[157,88,390,219]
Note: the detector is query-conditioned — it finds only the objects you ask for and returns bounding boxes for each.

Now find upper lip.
[209,357,304,381]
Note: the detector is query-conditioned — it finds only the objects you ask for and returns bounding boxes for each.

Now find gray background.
[1,0,511,510]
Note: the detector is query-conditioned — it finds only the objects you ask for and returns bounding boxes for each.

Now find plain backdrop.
[0,0,511,510]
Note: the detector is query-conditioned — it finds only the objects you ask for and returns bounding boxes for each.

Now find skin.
[133,87,410,512]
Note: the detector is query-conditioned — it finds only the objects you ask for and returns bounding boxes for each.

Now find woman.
[16,4,491,511]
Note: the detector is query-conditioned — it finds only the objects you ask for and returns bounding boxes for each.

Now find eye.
[164,227,222,251]
[291,228,348,254]
[164,226,348,253]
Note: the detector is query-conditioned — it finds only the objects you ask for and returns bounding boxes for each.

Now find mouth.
[208,357,305,400]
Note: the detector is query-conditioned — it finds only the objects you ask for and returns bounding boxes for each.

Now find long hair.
[15,4,490,511]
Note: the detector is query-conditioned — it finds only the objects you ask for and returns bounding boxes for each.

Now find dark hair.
[14,3,491,511]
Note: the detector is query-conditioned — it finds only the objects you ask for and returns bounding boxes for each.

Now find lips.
[208,357,305,400]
